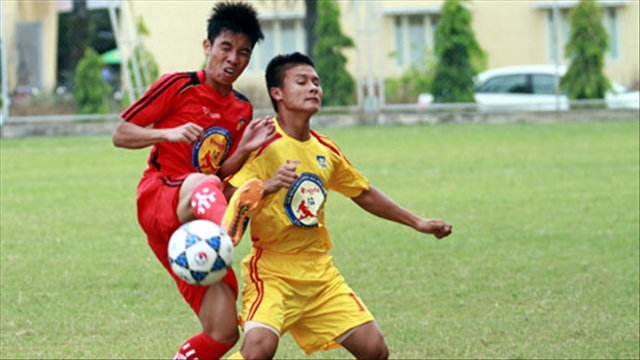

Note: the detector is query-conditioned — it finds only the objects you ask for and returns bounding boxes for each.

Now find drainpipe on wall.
[365,1,377,114]
[353,0,364,112]
[1,0,10,125]
[552,0,563,112]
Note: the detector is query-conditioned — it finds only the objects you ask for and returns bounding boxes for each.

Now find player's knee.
[240,342,277,360]
[240,330,278,359]
[204,326,239,347]
[359,339,389,360]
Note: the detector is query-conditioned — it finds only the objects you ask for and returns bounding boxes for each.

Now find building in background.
[2,0,638,110]
[1,1,58,97]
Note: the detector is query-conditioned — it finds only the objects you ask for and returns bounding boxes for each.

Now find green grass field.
[1,120,639,359]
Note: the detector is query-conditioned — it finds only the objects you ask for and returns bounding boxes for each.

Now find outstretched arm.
[112,120,203,149]
[351,186,452,239]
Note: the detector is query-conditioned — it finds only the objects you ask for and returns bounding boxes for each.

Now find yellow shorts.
[239,247,374,355]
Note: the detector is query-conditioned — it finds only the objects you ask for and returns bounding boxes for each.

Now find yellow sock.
[227,351,244,359]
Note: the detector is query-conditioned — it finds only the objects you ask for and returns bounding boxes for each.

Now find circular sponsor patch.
[284,173,326,228]
[192,127,231,174]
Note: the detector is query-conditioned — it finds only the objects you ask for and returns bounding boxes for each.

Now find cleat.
[221,179,263,246]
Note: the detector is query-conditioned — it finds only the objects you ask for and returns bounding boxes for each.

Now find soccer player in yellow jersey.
[225,52,453,359]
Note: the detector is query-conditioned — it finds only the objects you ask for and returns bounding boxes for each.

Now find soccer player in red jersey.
[112,2,274,359]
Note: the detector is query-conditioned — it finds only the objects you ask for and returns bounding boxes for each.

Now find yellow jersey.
[228,119,369,254]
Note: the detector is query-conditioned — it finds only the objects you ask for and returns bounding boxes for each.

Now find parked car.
[417,64,640,111]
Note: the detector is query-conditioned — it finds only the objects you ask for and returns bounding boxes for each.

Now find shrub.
[431,0,486,104]
[385,61,436,104]
[73,48,113,114]
[561,0,610,105]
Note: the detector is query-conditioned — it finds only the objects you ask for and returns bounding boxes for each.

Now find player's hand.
[263,162,299,195]
[164,123,203,143]
[417,218,452,239]
[238,116,276,153]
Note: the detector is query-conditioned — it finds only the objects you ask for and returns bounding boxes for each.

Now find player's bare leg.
[174,281,240,359]
[198,281,240,345]
[338,321,389,359]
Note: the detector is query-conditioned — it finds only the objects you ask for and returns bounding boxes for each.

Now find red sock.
[173,332,234,360]
[191,177,228,224]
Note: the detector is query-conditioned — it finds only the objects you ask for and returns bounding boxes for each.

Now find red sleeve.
[120,72,193,127]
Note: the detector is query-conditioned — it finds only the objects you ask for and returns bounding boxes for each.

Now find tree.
[312,0,355,106]
[73,48,113,114]
[560,0,610,102]
[431,0,486,104]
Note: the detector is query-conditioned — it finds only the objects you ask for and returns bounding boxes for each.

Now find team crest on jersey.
[284,173,326,228]
[316,156,327,169]
[192,126,231,174]
[237,117,247,131]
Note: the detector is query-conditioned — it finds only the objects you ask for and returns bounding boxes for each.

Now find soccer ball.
[168,220,234,286]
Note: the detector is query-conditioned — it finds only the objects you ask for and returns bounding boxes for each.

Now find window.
[57,8,116,87]
[476,74,529,94]
[546,9,570,62]
[546,6,621,62]
[531,74,556,95]
[248,17,306,71]
[392,14,438,68]
[603,7,619,60]
[16,21,44,89]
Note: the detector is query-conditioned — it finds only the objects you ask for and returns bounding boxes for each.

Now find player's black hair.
[265,52,315,112]
[207,2,264,47]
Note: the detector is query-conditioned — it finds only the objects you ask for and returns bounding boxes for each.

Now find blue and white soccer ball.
[168,220,234,286]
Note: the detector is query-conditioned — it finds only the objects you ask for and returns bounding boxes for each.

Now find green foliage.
[560,0,610,101]
[385,64,435,104]
[72,48,113,114]
[312,0,355,106]
[432,0,486,103]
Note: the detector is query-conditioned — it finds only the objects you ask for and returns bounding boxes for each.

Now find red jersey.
[121,69,253,177]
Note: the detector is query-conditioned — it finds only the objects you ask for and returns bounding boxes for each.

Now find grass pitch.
[1,120,638,359]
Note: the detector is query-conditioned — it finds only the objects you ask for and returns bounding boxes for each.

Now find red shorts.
[136,171,238,314]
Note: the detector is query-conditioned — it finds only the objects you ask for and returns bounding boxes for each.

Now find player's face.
[276,64,323,114]
[203,30,253,95]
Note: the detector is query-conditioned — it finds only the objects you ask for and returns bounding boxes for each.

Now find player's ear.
[270,87,283,102]
[203,39,212,53]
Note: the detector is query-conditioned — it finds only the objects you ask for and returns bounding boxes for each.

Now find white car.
[417,64,640,111]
